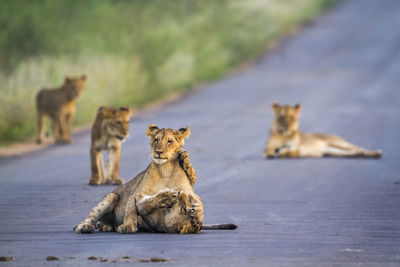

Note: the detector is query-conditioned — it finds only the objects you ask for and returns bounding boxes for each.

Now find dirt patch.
[139,257,170,263]
[85,255,170,263]
[0,256,14,261]
[46,256,60,261]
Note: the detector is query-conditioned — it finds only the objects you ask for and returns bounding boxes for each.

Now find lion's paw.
[111,177,124,185]
[75,223,95,234]
[96,221,114,232]
[179,150,189,161]
[117,223,137,234]
[88,177,102,185]
[158,191,179,208]
[55,139,71,145]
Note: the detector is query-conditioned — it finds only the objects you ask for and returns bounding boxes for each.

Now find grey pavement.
[1,0,400,265]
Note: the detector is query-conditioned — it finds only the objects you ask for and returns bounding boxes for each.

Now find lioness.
[264,103,382,158]
[36,75,87,144]
[76,124,205,234]
[88,106,132,186]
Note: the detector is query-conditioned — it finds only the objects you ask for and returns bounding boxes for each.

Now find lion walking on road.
[36,75,87,144]
[88,106,132,186]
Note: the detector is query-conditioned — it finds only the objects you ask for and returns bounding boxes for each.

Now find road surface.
[1,0,399,265]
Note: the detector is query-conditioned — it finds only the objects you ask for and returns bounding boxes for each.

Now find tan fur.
[36,75,87,144]
[88,106,132,186]
[76,124,204,234]
[264,103,382,158]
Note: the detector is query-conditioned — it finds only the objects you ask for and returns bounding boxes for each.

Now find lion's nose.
[155,150,163,156]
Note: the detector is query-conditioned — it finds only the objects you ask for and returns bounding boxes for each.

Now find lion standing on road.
[36,75,87,144]
[76,124,204,234]
[88,106,132,186]
[264,103,382,158]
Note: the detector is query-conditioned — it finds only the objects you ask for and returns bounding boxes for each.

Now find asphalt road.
[1,0,400,265]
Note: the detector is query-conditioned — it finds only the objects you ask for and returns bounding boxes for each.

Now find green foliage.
[0,0,338,144]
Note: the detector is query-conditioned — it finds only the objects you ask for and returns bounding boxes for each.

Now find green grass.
[0,0,338,145]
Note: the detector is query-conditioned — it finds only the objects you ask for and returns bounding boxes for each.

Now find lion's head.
[99,106,132,141]
[64,75,87,99]
[146,124,190,165]
[166,192,204,234]
[271,102,301,134]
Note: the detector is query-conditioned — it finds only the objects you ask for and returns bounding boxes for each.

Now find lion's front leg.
[264,136,281,158]
[136,190,179,216]
[75,193,118,234]
[55,112,69,144]
[88,146,104,185]
[278,147,300,158]
[50,113,62,143]
[63,110,75,143]
[116,195,139,234]
[178,150,196,187]
[106,147,124,185]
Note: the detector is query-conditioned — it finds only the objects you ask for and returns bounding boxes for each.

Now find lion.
[36,75,87,144]
[264,103,382,158]
[88,106,132,186]
[75,124,236,234]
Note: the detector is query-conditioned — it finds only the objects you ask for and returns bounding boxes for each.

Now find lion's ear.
[81,74,87,81]
[179,192,191,206]
[272,102,279,112]
[65,76,72,84]
[101,106,116,118]
[119,106,132,120]
[146,123,159,137]
[294,103,301,112]
[176,126,190,139]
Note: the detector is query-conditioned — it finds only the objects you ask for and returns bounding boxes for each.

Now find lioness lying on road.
[264,103,382,158]
[88,106,132,186]
[75,124,236,234]
[36,75,87,144]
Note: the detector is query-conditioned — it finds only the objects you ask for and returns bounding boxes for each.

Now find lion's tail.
[202,223,237,230]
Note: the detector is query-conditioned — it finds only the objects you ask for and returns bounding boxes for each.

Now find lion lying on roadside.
[75,124,236,234]
[36,75,87,144]
[264,103,382,158]
[88,106,132,186]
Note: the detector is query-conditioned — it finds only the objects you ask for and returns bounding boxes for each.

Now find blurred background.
[0,0,337,145]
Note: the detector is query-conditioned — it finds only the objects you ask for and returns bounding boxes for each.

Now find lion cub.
[264,103,382,158]
[88,106,132,186]
[75,124,204,234]
[36,75,87,144]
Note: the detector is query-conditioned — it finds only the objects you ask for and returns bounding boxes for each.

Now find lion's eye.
[116,121,122,125]
[167,140,173,145]
[153,139,158,144]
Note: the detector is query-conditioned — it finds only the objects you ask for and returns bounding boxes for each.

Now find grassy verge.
[0,0,338,145]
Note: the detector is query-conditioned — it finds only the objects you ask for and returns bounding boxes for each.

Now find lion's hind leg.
[75,193,119,234]
[324,145,381,158]
[136,190,179,216]
[323,135,382,158]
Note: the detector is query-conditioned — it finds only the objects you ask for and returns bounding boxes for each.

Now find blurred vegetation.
[0,0,338,145]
